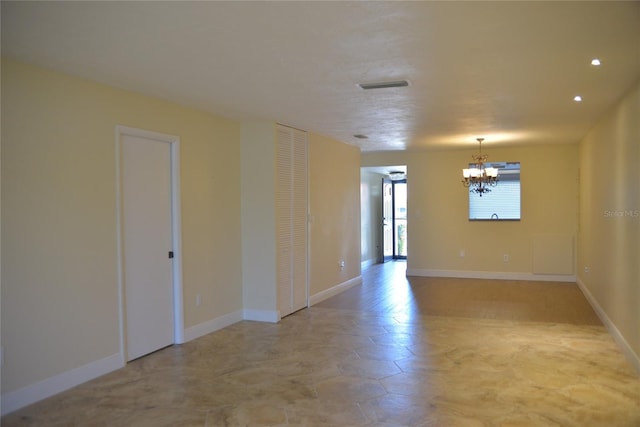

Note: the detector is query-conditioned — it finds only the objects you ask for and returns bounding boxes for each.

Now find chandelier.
[462,138,498,196]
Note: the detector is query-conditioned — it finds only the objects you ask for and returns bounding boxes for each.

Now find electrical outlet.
[584,266,591,273]
[196,294,201,306]
[339,260,345,271]
[503,254,509,263]
[459,249,465,258]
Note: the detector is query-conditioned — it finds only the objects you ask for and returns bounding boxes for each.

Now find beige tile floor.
[3,262,639,426]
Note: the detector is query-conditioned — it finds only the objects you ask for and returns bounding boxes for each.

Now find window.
[469,162,520,220]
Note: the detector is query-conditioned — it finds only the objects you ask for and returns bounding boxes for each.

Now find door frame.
[115,125,185,364]
[391,179,408,260]
[382,176,393,262]
[382,177,408,261]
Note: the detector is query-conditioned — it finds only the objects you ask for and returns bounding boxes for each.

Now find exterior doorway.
[360,166,407,269]
[382,175,407,261]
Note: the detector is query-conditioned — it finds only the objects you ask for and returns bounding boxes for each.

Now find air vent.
[358,80,409,90]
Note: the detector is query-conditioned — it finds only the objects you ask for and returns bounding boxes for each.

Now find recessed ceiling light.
[358,80,409,90]
[591,58,601,66]
[574,95,583,102]
[353,134,368,139]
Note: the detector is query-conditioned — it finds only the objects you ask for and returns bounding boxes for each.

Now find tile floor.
[3,262,639,426]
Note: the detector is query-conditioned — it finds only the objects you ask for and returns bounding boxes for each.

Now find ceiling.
[363,165,407,177]
[3,1,639,152]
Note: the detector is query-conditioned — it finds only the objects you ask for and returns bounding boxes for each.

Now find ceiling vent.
[358,80,409,90]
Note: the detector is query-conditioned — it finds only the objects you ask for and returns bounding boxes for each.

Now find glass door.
[393,181,407,259]
[382,177,408,261]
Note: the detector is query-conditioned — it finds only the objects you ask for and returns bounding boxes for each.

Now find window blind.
[469,168,521,220]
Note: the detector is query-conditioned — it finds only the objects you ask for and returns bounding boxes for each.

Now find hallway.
[3,262,639,426]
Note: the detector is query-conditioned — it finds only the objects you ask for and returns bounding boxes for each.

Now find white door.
[121,134,174,361]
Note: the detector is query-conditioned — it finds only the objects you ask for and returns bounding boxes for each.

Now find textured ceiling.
[2,1,639,151]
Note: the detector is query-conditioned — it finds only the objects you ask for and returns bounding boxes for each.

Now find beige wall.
[1,60,243,394]
[363,144,579,276]
[240,122,277,315]
[240,127,362,312]
[309,133,361,296]
[578,80,640,359]
[360,170,384,265]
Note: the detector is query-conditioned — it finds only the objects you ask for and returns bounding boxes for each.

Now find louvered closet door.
[291,129,308,312]
[276,126,293,318]
[276,125,308,318]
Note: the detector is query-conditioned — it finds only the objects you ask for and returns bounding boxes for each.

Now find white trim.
[576,278,640,375]
[1,353,122,416]
[114,130,126,365]
[115,125,185,357]
[309,276,363,306]
[406,269,576,283]
[305,131,311,314]
[170,136,185,343]
[183,311,244,342]
[243,309,280,323]
[361,258,376,270]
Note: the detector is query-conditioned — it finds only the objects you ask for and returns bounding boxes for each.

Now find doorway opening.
[383,176,407,261]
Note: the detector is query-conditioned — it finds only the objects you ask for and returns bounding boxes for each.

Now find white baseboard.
[1,352,123,416]
[406,268,576,283]
[576,278,640,375]
[243,309,280,323]
[309,275,363,306]
[1,308,268,416]
[183,310,244,342]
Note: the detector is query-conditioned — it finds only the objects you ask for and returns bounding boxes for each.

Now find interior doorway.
[116,125,184,362]
[382,173,407,261]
